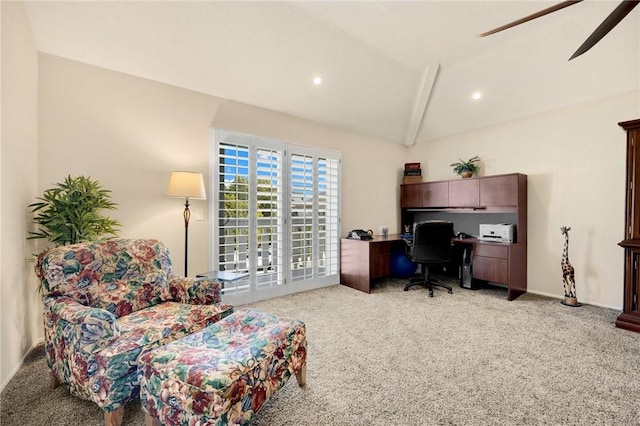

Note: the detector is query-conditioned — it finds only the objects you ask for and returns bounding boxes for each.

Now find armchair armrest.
[168,274,222,305]
[44,296,120,354]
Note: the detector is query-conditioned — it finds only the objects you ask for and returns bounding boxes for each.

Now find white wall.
[1,1,41,390]
[38,54,405,278]
[407,90,640,309]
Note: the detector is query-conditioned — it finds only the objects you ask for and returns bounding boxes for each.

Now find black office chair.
[404,221,454,297]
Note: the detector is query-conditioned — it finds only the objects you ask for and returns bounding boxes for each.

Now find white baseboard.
[0,337,45,392]
[526,289,621,311]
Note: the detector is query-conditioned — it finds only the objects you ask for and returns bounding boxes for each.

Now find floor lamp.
[167,171,206,277]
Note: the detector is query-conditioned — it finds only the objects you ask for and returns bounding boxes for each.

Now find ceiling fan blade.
[478,0,583,37]
[569,0,640,60]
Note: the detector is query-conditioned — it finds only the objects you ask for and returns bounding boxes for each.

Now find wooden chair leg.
[104,406,124,426]
[295,363,307,387]
[49,374,60,389]
[145,412,162,426]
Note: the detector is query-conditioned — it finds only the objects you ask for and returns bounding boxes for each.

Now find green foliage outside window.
[222,176,279,244]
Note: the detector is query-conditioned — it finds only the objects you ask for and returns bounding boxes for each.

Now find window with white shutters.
[212,129,341,304]
[216,142,251,297]
[317,157,340,277]
[255,147,284,291]
[290,154,314,282]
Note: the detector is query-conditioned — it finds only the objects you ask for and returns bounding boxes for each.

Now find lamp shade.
[166,171,206,199]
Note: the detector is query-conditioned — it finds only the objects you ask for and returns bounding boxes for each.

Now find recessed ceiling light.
[472,91,482,100]
[313,76,322,85]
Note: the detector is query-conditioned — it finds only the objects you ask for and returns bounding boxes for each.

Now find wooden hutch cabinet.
[617,118,640,333]
[400,181,449,207]
[449,179,479,207]
[400,173,527,301]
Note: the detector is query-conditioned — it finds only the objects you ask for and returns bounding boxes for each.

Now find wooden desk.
[340,234,408,294]
[340,235,527,300]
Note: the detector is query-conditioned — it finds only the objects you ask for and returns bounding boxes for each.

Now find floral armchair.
[35,239,234,425]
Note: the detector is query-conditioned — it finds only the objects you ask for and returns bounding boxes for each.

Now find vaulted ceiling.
[23,1,640,145]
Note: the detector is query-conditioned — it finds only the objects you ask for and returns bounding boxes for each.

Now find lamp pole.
[183,197,191,277]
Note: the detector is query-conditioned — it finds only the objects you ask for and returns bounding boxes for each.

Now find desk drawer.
[473,256,508,284]
[474,244,509,259]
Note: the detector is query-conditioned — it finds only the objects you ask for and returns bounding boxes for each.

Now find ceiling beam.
[404,63,439,147]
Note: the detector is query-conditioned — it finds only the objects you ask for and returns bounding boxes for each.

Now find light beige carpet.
[2,278,640,425]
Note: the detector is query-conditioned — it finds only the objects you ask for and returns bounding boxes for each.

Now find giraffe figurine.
[560,226,581,306]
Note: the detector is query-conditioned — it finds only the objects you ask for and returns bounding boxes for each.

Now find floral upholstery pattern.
[139,308,307,426]
[35,239,234,413]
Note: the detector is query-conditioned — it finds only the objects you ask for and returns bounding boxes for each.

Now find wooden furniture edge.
[615,313,640,333]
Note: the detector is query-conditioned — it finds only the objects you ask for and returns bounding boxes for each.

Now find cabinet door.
[449,179,479,207]
[480,175,518,206]
[401,184,423,208]
[423,182,449,207]
[628,130,640,240]
[624,248,640,315]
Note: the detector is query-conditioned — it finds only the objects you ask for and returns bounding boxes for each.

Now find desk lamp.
[166,171,206,276]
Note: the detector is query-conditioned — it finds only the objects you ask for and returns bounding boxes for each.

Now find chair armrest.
[168,274,222,305]
[44,296,120,354]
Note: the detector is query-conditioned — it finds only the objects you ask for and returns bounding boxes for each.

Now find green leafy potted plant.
[450,156,480,178]
[28,175,121,246]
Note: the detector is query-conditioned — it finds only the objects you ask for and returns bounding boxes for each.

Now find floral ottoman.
[139,308,307,426]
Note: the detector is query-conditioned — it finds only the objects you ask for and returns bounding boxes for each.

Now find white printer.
[479,223,515,243]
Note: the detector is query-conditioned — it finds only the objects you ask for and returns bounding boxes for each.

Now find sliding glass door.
[211,129,341,304]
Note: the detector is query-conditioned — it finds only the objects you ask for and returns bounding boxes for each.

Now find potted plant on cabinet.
[450,156,480,178]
